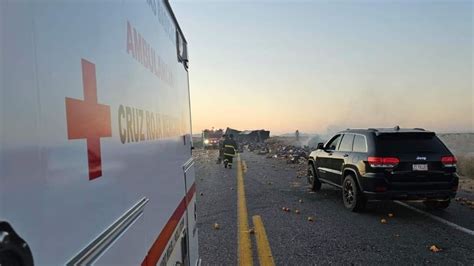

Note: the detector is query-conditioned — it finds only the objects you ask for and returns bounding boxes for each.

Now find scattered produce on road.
[430,245,442,253]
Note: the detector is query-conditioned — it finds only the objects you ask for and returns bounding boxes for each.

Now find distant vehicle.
[308,127,459,212]
[1,1,199,265]
[202,129,224,149]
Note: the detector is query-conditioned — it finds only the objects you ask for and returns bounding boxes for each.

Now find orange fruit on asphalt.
[429,245,441,253]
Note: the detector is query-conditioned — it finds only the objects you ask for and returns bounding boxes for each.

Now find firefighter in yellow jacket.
[223,134,238,169]
[216,134,226,164]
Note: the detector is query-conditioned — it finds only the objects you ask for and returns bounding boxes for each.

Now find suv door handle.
[328,153,333,156]
[343,154,349,157]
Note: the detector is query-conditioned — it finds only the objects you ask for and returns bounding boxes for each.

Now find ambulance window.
[176,30,188,67]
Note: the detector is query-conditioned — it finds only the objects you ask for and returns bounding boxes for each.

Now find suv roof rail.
[345,128,380,132]
[413,128,425,131]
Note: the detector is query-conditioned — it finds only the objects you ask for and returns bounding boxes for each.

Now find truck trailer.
[0,0,199,265]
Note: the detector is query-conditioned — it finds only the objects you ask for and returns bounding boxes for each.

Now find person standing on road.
[217,134,226,164]
[223,134,238,169]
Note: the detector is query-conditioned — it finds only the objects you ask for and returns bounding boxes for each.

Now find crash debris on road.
[245,136,314,179]
[225,127,270,144]
[455,197,474,209]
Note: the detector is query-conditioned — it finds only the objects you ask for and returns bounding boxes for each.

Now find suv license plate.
[413,164,428,171]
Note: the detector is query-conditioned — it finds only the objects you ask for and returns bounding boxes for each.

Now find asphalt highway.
[193,149,474,265]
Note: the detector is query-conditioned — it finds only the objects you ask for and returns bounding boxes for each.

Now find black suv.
[308,127,459,211]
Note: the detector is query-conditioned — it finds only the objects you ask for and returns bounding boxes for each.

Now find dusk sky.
[171,0,473,135]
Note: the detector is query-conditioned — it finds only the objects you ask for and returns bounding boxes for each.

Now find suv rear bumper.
[360,172,458,201]
[363,190,456,201]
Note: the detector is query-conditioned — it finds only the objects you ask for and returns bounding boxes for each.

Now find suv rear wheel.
[308,164,321,191]
[342,175,366,212]
[423,199,450,210]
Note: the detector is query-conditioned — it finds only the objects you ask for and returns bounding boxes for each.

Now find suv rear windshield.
[375,133,449,154]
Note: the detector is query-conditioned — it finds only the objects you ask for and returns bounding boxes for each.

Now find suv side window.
[326,135,342,151]
[339,134,354,152]
[353,135,367,153]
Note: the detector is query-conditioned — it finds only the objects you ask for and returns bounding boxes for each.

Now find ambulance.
[0,0,199,265]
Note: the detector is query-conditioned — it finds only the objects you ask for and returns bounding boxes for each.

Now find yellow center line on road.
[252,215,275,266]
[242,160,248,173]
[237,154,253,266]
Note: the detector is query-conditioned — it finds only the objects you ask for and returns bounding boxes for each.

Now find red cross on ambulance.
[65,59,112,180]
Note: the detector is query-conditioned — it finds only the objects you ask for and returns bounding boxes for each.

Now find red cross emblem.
[65,59,112,180]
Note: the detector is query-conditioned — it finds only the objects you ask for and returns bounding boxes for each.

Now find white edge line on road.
[394,200,474,236]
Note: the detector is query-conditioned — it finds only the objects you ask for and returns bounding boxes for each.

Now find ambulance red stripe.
[142,182,196,266]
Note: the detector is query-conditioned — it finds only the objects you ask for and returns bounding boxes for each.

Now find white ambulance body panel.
[0,0,198,265]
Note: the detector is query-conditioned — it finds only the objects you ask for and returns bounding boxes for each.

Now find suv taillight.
[441,156,457,167]
[368,157,400,168]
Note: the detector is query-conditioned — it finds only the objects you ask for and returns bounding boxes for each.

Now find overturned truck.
[225,128,270,143]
